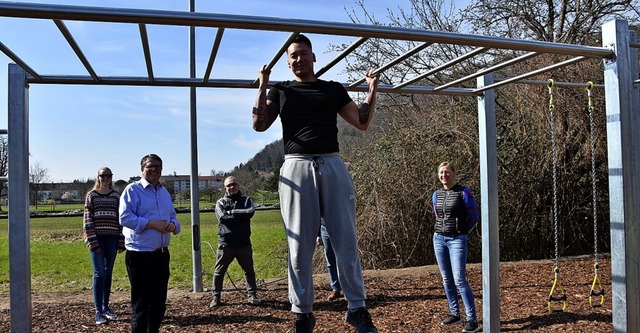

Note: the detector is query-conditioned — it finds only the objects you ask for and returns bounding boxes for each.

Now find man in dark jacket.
[210,176,261,307]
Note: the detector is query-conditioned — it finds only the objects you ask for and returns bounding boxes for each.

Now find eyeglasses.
[144,164,162,170]
[225,183,238,188]
[98,174,112,179]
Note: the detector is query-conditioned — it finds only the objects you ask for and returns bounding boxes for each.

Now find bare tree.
[0,135,7,177]
[114,179,128,192]
[29,161,49,209]
[462,0,640,44]
[333,0,638,269]
[0,135,7,210]
[200,186,219,204]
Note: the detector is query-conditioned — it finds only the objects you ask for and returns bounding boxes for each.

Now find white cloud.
[232,134,273,150]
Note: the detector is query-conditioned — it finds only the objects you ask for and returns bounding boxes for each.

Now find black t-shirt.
[267,79,352,154]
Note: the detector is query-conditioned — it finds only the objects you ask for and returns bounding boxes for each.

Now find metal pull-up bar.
[54,19,100,81]
[203,28,225,83]
[316,36,368,79]
[348,41,431,87]
[252,32,300,86]
[395,46,489,89]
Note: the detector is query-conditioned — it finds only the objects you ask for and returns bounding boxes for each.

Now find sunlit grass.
[0,209,286,293]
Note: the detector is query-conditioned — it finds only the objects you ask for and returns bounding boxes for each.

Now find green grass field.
[0,200,279,214]
[0,210,287,293]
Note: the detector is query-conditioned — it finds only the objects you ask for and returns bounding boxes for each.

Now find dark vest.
[434,184,468,235]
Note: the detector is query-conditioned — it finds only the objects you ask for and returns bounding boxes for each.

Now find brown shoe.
[327,290,342,301]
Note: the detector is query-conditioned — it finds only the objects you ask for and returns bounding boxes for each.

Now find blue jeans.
[433,233,476,321]
[320,224,341,291]
[89,235,119,313]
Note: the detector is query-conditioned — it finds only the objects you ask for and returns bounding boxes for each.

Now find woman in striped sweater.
[82,166,124,325]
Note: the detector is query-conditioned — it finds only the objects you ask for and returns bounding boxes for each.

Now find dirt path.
[0,256,613,332]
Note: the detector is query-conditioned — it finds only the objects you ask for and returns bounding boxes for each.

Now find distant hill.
[234,139,284,173]
[233,118,366,175]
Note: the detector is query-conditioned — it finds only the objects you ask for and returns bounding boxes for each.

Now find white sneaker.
[95,312,107,325]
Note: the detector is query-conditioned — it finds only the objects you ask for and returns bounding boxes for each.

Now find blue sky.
[0,0,468,183]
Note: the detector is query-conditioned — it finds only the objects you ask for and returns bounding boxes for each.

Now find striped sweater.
[83,190,124,251]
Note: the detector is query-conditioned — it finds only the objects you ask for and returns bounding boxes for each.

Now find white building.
[160,174,223,194]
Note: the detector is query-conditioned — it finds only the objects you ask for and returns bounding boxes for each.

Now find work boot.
[209,295,221,308]
[462,319,479,332]
[441,314,461,325]
[294,312,315,333]
[248,294,262,305]
[345,307,377,333]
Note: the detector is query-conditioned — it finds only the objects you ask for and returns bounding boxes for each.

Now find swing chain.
[587,81,604,308]
[547,79,566,312]
[548,79,559,268]
[586,81,598,264]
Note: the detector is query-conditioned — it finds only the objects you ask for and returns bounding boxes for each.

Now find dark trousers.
[213,244,258,296]
[125,250,170,333]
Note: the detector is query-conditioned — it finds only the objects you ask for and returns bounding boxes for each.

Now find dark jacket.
[214,191,255,248]
[432,183,478,235]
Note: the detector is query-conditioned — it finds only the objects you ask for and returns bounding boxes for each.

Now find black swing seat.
[548,294,567,302]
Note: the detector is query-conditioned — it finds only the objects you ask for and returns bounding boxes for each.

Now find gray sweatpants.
[279,153,366,313]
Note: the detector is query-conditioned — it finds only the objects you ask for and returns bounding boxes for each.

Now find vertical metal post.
[477,74,500,333]
[628,28,640,329]
[188,0,203,292]
[8,63,31,332]
[602,19,640,333]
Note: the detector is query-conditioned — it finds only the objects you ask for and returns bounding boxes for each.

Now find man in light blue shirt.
[119,153,180,333]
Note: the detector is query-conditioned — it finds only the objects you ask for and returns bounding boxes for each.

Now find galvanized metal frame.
[602,20,640,333]
[8,64,31,333]
[477,73,500,332]
[1,2,639,333]
[187,0,203,294]
[394,46,489,89]
[0,1,612,92]
[319,36,368,80]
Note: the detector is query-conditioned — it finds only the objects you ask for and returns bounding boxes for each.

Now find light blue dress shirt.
[119,177,181,252]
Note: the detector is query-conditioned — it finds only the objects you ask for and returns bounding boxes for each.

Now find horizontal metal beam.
[474,56,589,93]
[435,52,541,91]
[25,74,479,96]
[498,78,605,89]
[351,83,479,97]
[0,1,614,59]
